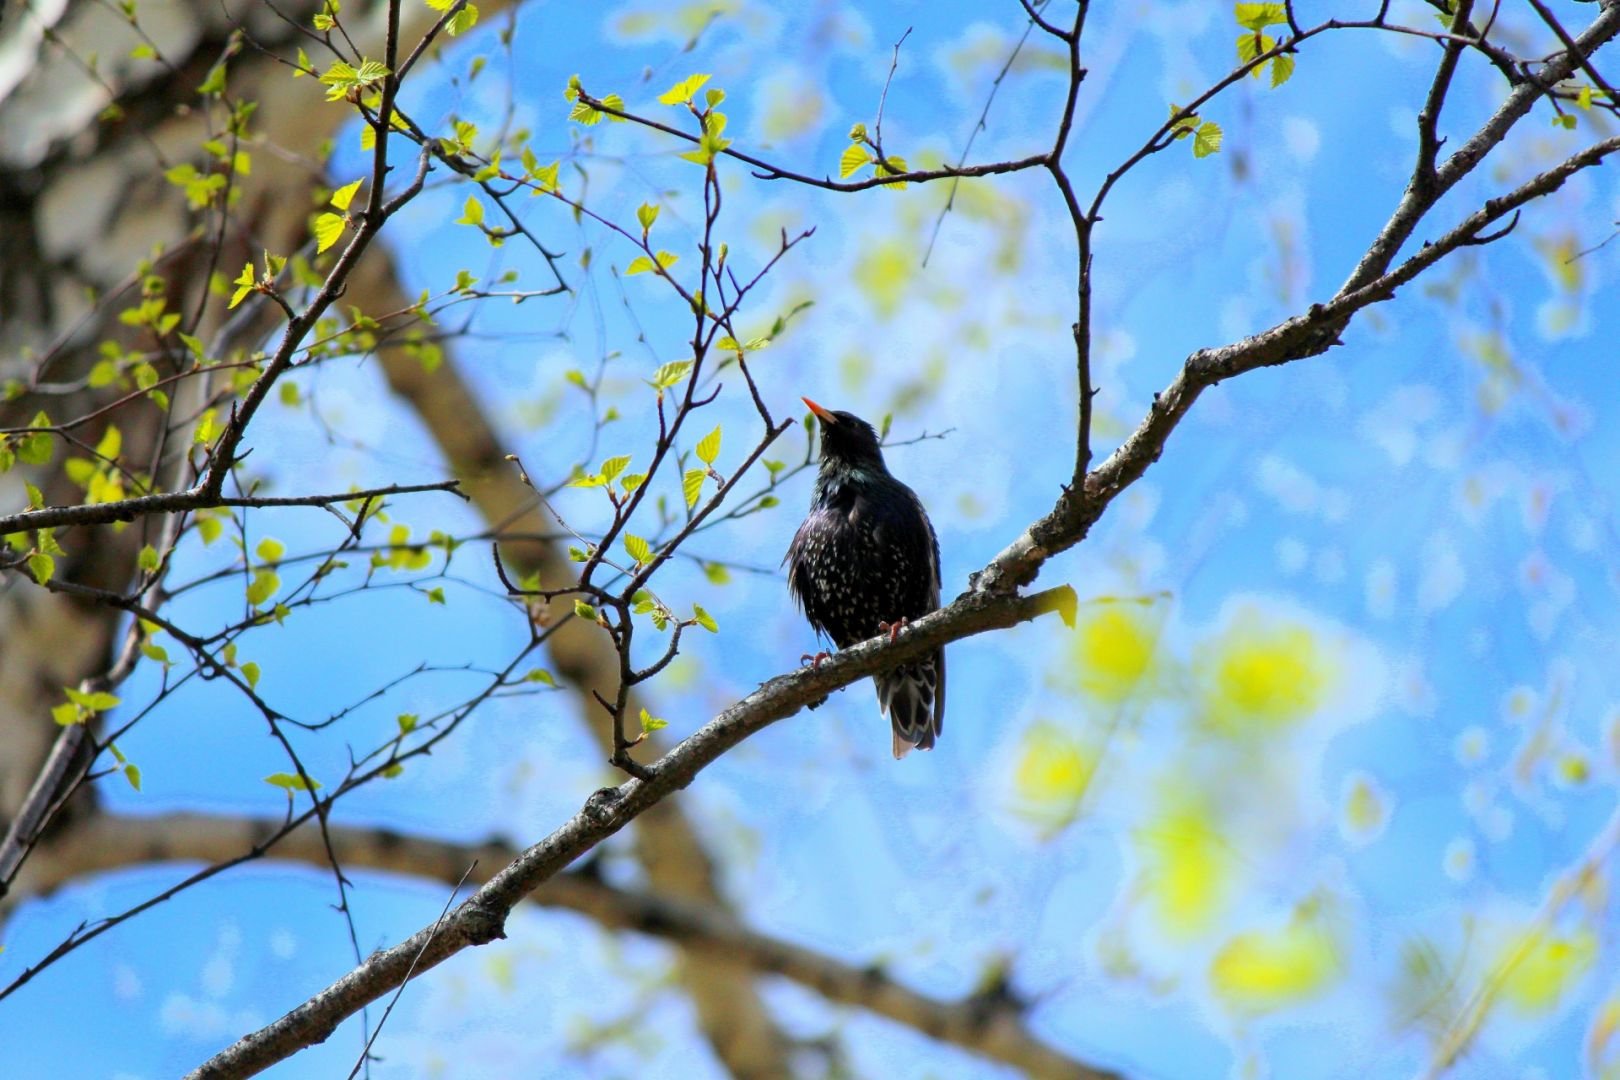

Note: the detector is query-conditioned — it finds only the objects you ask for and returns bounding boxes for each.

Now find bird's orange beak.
[801,397,838,424]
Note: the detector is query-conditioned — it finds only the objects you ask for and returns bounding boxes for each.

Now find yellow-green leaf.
[682,468,705,509]
[330,179,363,210]
[264,772,322,792]
[27,551,54,584]
[692,604,718,633]
[839,143,872,179]
[695,425,721,466]
[657,73,712,106]
[314,212,345,253]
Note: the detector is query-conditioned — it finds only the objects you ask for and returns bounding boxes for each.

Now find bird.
[785,397,945,759]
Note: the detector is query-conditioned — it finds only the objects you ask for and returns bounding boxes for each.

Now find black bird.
[786,398,945,758]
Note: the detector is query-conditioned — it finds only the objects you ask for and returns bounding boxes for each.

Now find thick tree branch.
[186,583,1076,1079]
[11,810,1112,1080]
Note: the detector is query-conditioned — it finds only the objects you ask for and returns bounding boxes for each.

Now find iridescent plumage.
[786,400,944,758]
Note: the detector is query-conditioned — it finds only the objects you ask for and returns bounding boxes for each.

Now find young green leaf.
[265,772,322,792]
[649,359,694,390]
[573,599,597,621]
[229,261,256,309]
[839,143,872,179]
[682,468,705,509]
[639,706,668,733]
[330,178,363,210]
[26,551,54,584]
[692,604,718,633]
[637,202,660,232]
[1234,2,1287,31]
[657,73,712,106]
[695,425,722,466]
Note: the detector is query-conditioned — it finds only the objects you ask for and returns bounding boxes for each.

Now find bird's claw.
[878,618,909,643]
[800,651,831,670]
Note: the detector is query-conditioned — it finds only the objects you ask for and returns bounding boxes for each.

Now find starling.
[786,398,945,758]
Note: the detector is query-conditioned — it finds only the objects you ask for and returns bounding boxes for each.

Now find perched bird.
[786,398,945,758]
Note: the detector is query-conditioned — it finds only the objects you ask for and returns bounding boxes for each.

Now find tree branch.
[10,810,1113,1080]
[186,584,1077,1078]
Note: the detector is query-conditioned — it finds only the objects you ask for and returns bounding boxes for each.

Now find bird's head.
[803,398,886,472]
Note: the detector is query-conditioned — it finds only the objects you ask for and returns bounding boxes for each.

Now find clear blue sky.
[7,2,1620,1078]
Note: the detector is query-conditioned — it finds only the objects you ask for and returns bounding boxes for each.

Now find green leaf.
[649,359,693,390]
[138,544,160,571]
[531,159,561,193]
[525,668,556,686]
[198,62,227,95]
[65,688,121,712]
[624,533,651,564]
[1193,120,1223,158]
[703,562,731,585]
[397,712,418,733]
[246,569,280,607]
[229,261,256,309]
[256,537,285,564]
[639,706,668,733]
[264,772,322,792]
[445,1,479,35]
[682,468,705,509]
[52,702,82,727]
[241,661,261,689]
[196,511,224,546]
[23,482,43,509]
[141,641,169,664]
[27,551,54,584]
[314,211,345,253]
[568,545,589,562]
[695,425,721,466]
[626,250,678,276]
[569,92,623,126]
[839,143,872,179]
[1270,52,1295,87]
[600,455,631,482]
[123,763,142,792]
[330,178,363,210]
[18,412,54,464]
[620,472,646,493]
[573,599,597,621]
[1234,2,1287,31]
[692,604,718,633]
[657,73,712,106]
[456,196,485,226]
[637,202,660,232]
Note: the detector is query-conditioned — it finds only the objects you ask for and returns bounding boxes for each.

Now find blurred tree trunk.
[0,3,790,1074]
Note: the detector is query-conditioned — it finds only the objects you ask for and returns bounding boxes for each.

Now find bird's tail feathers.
[876,651,943,760]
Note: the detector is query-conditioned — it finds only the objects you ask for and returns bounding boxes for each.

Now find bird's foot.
[800,651,831,670]
[878,617,909,643]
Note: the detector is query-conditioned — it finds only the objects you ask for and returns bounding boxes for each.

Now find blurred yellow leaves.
[1588,995,1620,1078]
[1492,926,1596,1015]
[852,238,914,318]
[1137,797,1234,937]
[1007,722,1095,834]
[1199,607,1332,735]
[1074,602,1161,703]
[1339,771,1391,846]
[1210,915,1342,1013]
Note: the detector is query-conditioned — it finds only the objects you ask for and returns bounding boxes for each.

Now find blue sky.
[7,2,1620,1078]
